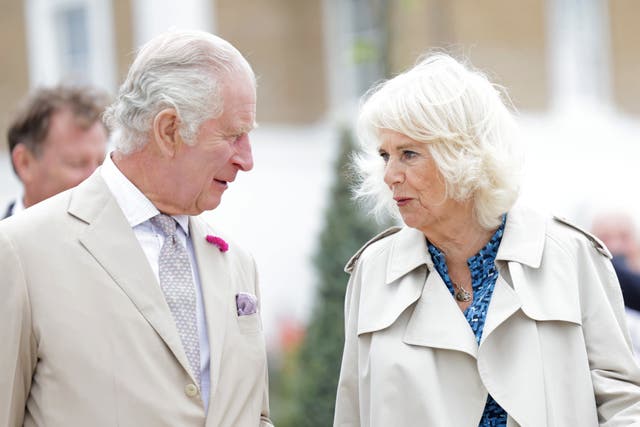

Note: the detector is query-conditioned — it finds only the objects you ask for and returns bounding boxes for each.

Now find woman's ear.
[152,108,180,157]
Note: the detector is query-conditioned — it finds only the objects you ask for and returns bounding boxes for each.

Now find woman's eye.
[403,150,417,160]
[379,152,389,163]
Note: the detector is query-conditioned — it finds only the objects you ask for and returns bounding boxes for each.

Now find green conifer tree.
[284,128,385,427]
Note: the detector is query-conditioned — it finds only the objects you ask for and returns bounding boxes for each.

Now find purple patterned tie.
[151,214,201,387]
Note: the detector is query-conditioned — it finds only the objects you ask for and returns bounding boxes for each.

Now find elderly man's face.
[172,73,256,214]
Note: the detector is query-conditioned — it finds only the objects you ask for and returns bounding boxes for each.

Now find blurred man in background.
[591,209,640,358]
[4,84,110,218]
[591,210,640,311]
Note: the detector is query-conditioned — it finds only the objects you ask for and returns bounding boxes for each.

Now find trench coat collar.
[384,202,546,285]
[495,203,546,269]
[375,203,551,355]
[379,205,550,426]
[385,226,433,284]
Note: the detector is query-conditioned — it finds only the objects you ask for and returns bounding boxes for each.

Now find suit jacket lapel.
[70,172,193,381]
[190,217,230,406]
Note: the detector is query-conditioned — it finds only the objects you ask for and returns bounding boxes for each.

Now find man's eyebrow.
[224,122,258,136]
[247,121,259,132]
[228,121,258,135]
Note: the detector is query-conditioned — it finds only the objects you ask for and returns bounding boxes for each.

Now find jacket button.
[184,383,199,397]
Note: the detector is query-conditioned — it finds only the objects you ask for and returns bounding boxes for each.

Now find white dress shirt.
[100,153,211,409]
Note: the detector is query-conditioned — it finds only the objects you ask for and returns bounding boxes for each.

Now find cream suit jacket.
[334,204,640,427]
[0,171,274,427]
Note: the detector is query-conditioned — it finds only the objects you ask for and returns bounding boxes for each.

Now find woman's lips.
[394,197,411,207]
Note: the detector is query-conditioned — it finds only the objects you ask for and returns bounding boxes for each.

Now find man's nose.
[233,134,254,172]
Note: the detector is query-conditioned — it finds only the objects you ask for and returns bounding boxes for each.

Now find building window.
[25,0,116,91]
[548,0,611,109]
[56,5,91,82]
[349,0,388,95]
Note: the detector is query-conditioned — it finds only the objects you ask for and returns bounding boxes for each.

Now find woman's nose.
[383,159,403,187]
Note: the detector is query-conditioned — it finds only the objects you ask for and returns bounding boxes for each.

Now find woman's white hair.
[104,30,255,154]
[353,53,524,230]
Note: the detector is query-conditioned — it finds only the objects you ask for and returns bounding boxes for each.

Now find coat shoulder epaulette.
[344,226,402,274]
[552,215,612,259]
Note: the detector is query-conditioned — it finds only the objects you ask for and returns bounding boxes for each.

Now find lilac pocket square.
[236,292,258,316]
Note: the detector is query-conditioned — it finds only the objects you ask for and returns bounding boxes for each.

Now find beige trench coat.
[0,171,273,427]
[334,204,640,426]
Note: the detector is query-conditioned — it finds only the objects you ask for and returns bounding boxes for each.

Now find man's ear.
[11,144,37,184]
[152,108,181,157]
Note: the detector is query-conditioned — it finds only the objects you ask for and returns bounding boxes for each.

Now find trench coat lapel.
[404,270,478,358]
[357,227,427,335]
[362,206,554,425]
[381,227,479,358]
[477,265,548,427]
[477,205,549,427]
[480,274,522,343]
[481,203,547,342]
[189,217,230,407]
[70,171,194,383]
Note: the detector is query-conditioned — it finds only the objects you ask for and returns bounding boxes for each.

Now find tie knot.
[151,213,177,237]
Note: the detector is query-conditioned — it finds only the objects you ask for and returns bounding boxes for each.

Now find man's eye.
[379,152,389,163]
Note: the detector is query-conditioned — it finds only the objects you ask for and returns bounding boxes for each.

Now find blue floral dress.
[427,216,507,427]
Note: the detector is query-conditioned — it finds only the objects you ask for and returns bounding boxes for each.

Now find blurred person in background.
[0,30,273,427]
[591,209,640,358]
[334,54,640,426]
[4,84,110,218]
[591,210,640,311]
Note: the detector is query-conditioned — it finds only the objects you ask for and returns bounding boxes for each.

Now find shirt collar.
[100,152,190,235]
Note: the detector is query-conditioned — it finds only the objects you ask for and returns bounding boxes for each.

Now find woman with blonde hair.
[334,54,640,426]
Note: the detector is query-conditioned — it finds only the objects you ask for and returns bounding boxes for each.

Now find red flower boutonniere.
[206,235,229,252]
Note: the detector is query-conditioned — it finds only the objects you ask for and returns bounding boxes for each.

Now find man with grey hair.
[0,30,273,427]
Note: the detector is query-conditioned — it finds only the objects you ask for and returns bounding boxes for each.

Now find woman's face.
[378,129,467,235]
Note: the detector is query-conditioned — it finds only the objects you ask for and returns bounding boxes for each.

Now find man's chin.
[195,197,222,214]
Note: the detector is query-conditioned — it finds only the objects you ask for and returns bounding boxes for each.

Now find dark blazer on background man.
[2,200,15,219]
